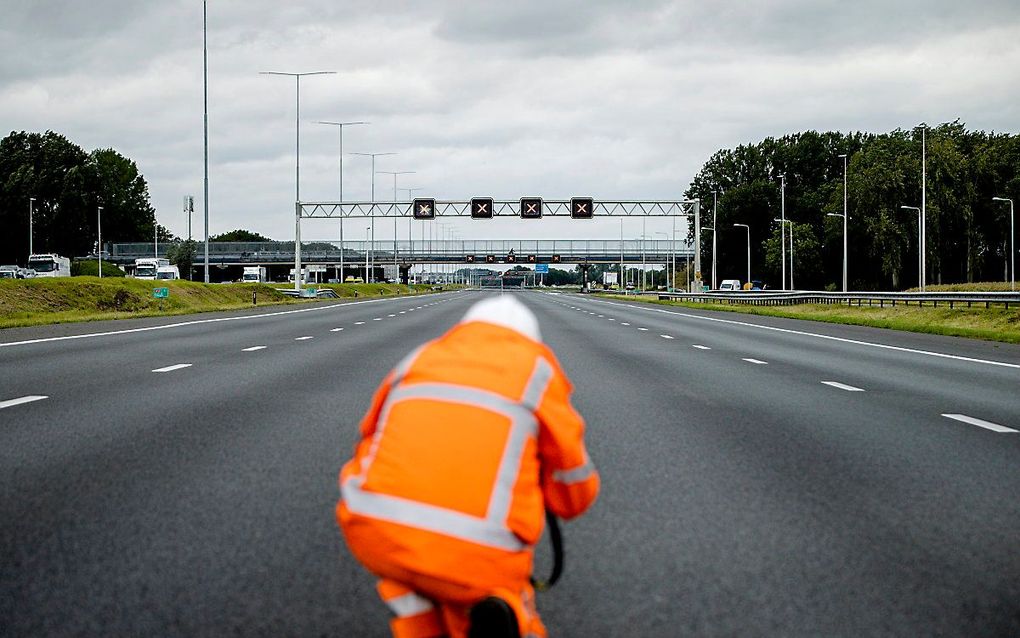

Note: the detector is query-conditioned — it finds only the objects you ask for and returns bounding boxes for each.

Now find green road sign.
[153,287,169,299]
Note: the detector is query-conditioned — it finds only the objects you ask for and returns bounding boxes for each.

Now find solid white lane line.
[942,413,1018,433]
[660,335,675,340]
[152,363,192,373]
[587,299,1020,370]
[0,395,48,410]
[330,328,344,332]
[742,358,768,365]
[821,381,865,392]
[242,346,267,352]
[295,336,314,341]
[692,345,711,350]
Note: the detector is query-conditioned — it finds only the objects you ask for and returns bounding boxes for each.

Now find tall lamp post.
[733,223,750,284]
[97,206,103,278]
[28,197,35,260]
[993,197,1015,291]
[826,207,848,291]
[350,151,396,282]
[778,174,787,290]
[711,189,720,290]
[901,206,922,290]
[838,153,848,291]
[916,124,928,291]
[202,0,209,283]
[316,120,368,283]
[377,170,415,278]
[259,69,336,291]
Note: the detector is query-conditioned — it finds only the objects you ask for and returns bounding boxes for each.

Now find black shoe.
[468,596,520,638]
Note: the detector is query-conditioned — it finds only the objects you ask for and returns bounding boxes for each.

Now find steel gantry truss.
[290,199,702,289]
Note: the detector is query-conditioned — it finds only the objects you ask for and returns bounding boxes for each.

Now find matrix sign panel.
[571,197,594,219]
[520,197,543,219]
[412,198,436,220]
[471,198,494,219]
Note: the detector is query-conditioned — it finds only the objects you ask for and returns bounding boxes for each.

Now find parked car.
[719,279,742,291]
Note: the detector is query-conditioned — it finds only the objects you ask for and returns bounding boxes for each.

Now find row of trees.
[685,122,1019,290]
[0,131,171,265]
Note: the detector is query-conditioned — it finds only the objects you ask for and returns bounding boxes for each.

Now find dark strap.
[531,511,563,592]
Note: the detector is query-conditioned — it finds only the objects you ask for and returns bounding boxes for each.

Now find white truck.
[242,266,268,283]
[134,258,170,280]
[27,254,71,277]
[156,265,181,280]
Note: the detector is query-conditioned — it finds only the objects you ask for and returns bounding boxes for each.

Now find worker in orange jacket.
[337,295,599,638]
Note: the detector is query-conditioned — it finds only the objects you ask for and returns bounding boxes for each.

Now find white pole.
[28,197,35,259]
[840,154,848,292]
[920,125,926,291]
[712,190,718,290]
[98,206,103,278]
[203,0,209,283]
[780,175,786,291]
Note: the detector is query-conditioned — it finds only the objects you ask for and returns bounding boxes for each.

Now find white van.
[719,279,742,291]
[156,265,180,280]
[134,258,170,280]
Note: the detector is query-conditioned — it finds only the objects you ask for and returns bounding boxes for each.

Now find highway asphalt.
[1,290,1018,636]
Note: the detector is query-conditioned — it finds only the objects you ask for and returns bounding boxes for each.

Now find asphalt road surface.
[2,290,1018,637]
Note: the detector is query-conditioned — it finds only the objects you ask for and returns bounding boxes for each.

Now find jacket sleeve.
[535,360,599,520]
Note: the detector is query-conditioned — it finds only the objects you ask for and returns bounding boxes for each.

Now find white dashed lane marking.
[821,381,865,392]
[621,322,631,326]
[242,346,267,352]
[295,336,314,341]
[742,358,768,365]
[330,328,344,332]
[942,413,1017,433]
[0,395,48,410]
[152,364,192,373]
[637,327,649,331]
[373,318,382,321]
[692,345,711,350]
[660,335,675,340]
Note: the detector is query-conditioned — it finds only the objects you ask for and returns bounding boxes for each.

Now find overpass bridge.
[110,239,693,267]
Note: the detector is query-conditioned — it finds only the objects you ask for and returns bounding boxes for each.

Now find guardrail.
[275,288,339,299]
[648,290,1020,309]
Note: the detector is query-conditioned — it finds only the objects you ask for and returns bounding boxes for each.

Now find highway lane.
[0,291,472,636]
[2,289,1019,636]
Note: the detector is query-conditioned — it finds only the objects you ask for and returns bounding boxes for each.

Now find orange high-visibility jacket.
[337,320,599,590]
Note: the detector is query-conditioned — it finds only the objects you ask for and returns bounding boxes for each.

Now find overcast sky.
[2,0,1019,245]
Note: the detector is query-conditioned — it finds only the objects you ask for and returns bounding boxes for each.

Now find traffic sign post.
[520,197,543,219]
[412,198,436,220]
[153,287,169,311]
[535,264,549,273]
[471,198,494,219]
[570,197,594,219]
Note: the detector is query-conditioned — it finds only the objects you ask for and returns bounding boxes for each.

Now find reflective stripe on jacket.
[338,320,599,561]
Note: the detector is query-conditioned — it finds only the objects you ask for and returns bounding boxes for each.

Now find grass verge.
[598,294,1020,344]
[0,279,452,329]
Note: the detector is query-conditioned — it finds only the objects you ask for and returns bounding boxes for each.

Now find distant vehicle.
[0,265,18,279]
[751,279,766,291]
[719,279,742,291]
[20,267,36,278]
[344,276,365,283]
[28,254,71,277]
[155,265,180,280]
[134,258,170,280]
[289,267,310,284]
[242,266,268,283]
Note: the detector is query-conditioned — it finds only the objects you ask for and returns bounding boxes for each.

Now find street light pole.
[203,0,209,283]
[917,124,927,291]
[778,174,787,291]
[900,206,922,290]
[97,206,103,278]
[260,70,336,291]
[774,218,793,288]
[734,223,750,284]
[350,152,396,282]
[712,190,719,290]
[28,197,35,259]
[993,197,1015,291]
[839,153,848,292]
[655,231,668,290]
